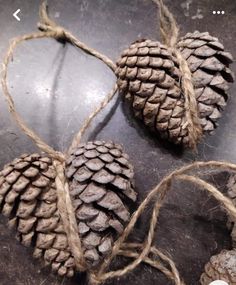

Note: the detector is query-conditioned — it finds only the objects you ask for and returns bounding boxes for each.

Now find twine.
[0,7,118,273]
[38,1,116,73]
[39,0,203,149]
[151,0,202,149]
[1,2,236,285]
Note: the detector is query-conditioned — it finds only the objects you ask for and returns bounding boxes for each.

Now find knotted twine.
[39,0,202,150]
[1,2,236,285]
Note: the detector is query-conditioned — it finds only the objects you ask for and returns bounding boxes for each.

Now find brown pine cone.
[0,153,75,277]
[0,141,137,276]
[227,174,236,247]
[116,31,234,147]
[66,140,137,267]
[200,249,236,284]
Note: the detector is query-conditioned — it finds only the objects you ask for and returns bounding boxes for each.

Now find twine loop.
[1,2,236,285]
[0,1,117,276]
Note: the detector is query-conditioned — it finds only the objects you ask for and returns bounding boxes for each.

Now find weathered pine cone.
[227,174,236,247]
[116,31,234,147]
[0,141,137,277]
[200,249,236,284]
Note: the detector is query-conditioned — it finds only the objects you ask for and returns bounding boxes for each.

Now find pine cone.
[0,153,75,277]
[66,141,137,267]
[200,249,236,284]
[0,141,137,276]
[227,174,236,247]
[116,31,234,147]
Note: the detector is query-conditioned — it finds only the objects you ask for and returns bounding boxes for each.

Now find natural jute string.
[151,0,202,150]
[38,1,116,73]
[1,2,236,285]
[38,0,202,150]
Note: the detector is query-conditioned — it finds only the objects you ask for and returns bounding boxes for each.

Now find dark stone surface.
[0,0,235,284]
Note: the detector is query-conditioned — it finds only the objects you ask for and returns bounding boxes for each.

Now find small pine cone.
[227,174,236,247]
[116,31,234,147]
[0,153,75,277]
[66,141,137,267]
[200,249,236,284]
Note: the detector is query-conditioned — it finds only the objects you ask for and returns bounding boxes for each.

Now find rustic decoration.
[1,1,236,285]
[227,174,236,247]
[200,249,236,285]
[37,0,235,150]
[116,33,234,147]
[0,142,136,276]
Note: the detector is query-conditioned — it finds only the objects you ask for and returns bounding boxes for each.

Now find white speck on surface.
[54,12,60,18]
[125,19,132,25]
[181,0,193,17]
[80,0,89,12]
[191,8,204,20]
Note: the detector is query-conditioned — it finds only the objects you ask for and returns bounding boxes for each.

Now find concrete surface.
[0,0,235,284]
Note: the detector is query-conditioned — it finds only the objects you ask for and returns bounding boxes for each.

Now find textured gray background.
[0,0,235,284]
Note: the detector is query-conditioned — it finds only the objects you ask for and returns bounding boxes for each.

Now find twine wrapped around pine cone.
[37,0,234,150]
[0,142,136,276]
[115,1,234,149]
[1,2,236,285]
[200,249,236,285]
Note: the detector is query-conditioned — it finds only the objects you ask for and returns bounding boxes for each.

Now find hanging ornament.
[0,2,139,278]
[115,1,234,149]
[200,249,236,285]
[0,142,136,277]
[1,1,236,285]
[38,0,235,150]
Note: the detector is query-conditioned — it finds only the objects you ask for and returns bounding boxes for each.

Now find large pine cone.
[116,31,234,147]
[0,141,136,277]
[200,249,236,284]
[227,174,236,247]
